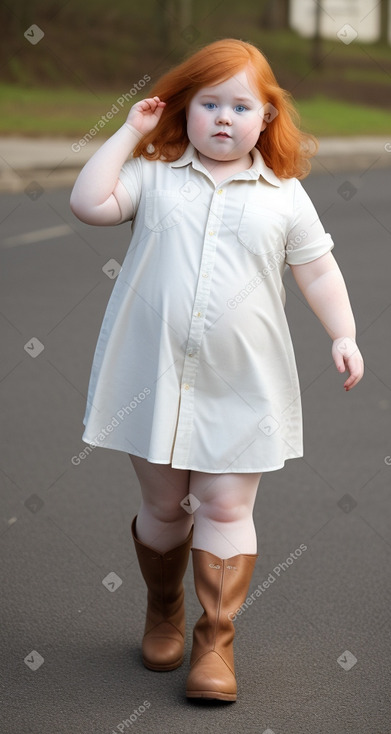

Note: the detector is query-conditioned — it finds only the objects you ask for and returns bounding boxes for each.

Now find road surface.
[0,168,390,733]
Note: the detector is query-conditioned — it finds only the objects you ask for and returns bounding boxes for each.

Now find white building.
[289,0,383,43]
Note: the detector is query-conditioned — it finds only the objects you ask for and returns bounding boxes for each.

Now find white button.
[195,312,202,318]
[183,383,190,390]
[208,231,215,236]
[217,188,223,195]
[202,272,209,278]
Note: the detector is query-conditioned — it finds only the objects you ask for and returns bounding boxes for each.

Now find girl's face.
[186,68,267,166]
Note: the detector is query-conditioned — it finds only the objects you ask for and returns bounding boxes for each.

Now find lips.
[213,132,231,138]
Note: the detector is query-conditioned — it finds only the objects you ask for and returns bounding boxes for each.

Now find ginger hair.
[133,38,317,179]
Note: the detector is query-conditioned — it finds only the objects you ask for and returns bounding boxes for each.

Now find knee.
[198,492,251,525]
[141,496,185,524]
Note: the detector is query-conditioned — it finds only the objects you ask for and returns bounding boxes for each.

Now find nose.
[215,107,232,125]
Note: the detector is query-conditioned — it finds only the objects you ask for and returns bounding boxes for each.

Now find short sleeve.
[118,156,143,214]
[285,179,334,265]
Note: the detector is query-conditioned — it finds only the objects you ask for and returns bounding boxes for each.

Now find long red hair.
[133,38,317,179]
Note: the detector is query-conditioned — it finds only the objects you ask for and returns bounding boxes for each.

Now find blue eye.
[203,103,217,110]
[234,105,247,112]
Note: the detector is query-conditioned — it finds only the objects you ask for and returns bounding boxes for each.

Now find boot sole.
[143,656,184,672]
[186,690,237,701]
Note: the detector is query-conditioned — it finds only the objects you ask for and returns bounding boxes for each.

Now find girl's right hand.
[126,96,166,136]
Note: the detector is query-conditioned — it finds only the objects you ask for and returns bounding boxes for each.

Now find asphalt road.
[1,168,390,734]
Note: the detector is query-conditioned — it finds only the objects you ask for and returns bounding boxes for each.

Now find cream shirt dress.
[82,143,334,472]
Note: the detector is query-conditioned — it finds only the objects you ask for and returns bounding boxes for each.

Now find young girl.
[70,38,364,702]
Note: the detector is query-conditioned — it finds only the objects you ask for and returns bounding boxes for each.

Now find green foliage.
[0,0,390,137]
[1,0,391,96]
[0,84,390,137]
[298,95,391,136]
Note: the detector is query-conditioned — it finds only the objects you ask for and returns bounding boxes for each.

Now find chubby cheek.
[247,125,262,147]
[243,116,264,147]
[186,107,209,144]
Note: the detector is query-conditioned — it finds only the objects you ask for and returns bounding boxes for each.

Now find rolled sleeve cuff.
[118,160,141,210]
[286,233,334,266]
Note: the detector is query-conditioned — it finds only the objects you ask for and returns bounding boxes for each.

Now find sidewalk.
[0,135,390,192]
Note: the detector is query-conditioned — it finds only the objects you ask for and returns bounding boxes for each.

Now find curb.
[1,137,390,193]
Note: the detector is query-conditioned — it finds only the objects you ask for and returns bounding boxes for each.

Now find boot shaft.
[131,516,193,671]
[131,517,193,608]
[190,549,258,667]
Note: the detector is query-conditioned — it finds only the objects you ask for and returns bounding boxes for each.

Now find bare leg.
[189,471,262,558]
[129,454,193,553]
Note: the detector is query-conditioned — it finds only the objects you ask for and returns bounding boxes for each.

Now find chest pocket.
[145,190,183,232]
[237,204,286,256]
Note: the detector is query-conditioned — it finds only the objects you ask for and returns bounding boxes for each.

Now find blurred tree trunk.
[380,0,388,42]
[179,0,192,29]
[156,0,175,49]
[261,0,289,29]
[311,0,323,69]
[157,0,193,50]
[9,0,36,33]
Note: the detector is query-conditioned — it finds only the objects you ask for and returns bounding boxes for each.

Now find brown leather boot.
[186,549,258,701]
[131,516,193,671]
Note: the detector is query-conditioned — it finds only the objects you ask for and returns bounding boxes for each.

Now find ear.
[258,102,268,132]
[260,101,278,131]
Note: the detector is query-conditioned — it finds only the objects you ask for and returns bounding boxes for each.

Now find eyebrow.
[198,94,254,104]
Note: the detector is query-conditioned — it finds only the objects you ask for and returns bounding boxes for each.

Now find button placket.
[173,187,226,464]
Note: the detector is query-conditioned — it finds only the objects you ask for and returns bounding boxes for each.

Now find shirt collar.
[170,142,281,188]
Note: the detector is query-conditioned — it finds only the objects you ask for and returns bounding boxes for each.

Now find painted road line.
[2,224,73,248]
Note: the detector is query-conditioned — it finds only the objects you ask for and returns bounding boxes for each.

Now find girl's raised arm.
[70,96,166,226]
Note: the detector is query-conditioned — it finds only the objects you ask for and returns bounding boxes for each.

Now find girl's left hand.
[332,337,364,391]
